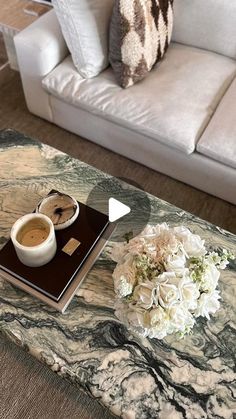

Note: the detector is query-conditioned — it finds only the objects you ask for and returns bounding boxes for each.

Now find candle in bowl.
[10,213,57,267]
[36,192,79,230]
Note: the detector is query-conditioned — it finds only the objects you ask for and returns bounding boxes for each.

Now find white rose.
[174,226,206,257]
[155,272,180,308]
[146,307,169,339]
[115,302,148,337]
[168,304,195,333]
[200,264,220,292]
[178,277,200,310]
[156,271,177,283]
[165,251,186,272]
[133,282,155,309]
[125,305,150,337]
[195,290,221,320]
[112,262,136,297]
[149,306,167,326]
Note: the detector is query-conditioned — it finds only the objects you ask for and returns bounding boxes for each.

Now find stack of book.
[0,193,115,312]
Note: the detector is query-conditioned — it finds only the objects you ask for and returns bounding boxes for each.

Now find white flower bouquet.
[111,223,234,339]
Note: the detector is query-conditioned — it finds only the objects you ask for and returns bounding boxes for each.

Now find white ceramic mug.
[11,213,57,267]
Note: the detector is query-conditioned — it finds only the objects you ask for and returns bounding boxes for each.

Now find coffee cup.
[11,213,57,267]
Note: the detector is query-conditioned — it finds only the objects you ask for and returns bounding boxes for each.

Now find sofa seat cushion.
[197,79,236,169]
[42,43,236,154]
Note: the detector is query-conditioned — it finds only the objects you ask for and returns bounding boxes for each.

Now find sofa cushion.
[197,79,236,169]
[172,0,236,59]
[109,0,173,88]
[42,43,236,155]
[52,0,114,78]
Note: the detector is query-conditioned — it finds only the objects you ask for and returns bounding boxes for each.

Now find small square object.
[62,238,81,256]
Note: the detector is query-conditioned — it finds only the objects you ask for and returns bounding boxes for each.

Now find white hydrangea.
[200,264,220,292]
[113,261,136,297]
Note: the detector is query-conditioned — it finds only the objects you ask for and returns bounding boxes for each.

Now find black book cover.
[0,197,109,302]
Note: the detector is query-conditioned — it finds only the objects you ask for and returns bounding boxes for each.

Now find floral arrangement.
[111,224,234,339]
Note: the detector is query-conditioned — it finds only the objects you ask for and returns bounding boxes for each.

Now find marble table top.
[0,129,235,419]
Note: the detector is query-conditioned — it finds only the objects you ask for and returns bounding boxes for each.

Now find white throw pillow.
[52,0,114,78]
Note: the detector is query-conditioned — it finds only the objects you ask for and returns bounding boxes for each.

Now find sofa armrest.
[14,9,68,120]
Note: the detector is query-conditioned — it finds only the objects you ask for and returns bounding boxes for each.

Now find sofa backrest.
[172,0,236,59]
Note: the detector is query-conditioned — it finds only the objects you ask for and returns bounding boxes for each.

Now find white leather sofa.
[14,1,236,204]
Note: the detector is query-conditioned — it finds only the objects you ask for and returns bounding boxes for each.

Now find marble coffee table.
[0,129,235,419]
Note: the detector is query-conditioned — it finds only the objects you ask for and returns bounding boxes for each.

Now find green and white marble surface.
[0,129,235,419]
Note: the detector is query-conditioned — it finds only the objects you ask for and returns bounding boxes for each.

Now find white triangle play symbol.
[108,198,131,222]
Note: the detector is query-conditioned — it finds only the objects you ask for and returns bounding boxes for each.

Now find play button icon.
[86,176,151,242]
[108,198,130,222]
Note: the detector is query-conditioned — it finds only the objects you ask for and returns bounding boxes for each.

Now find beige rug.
[0,335,115,419]
[0,62,235,419]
